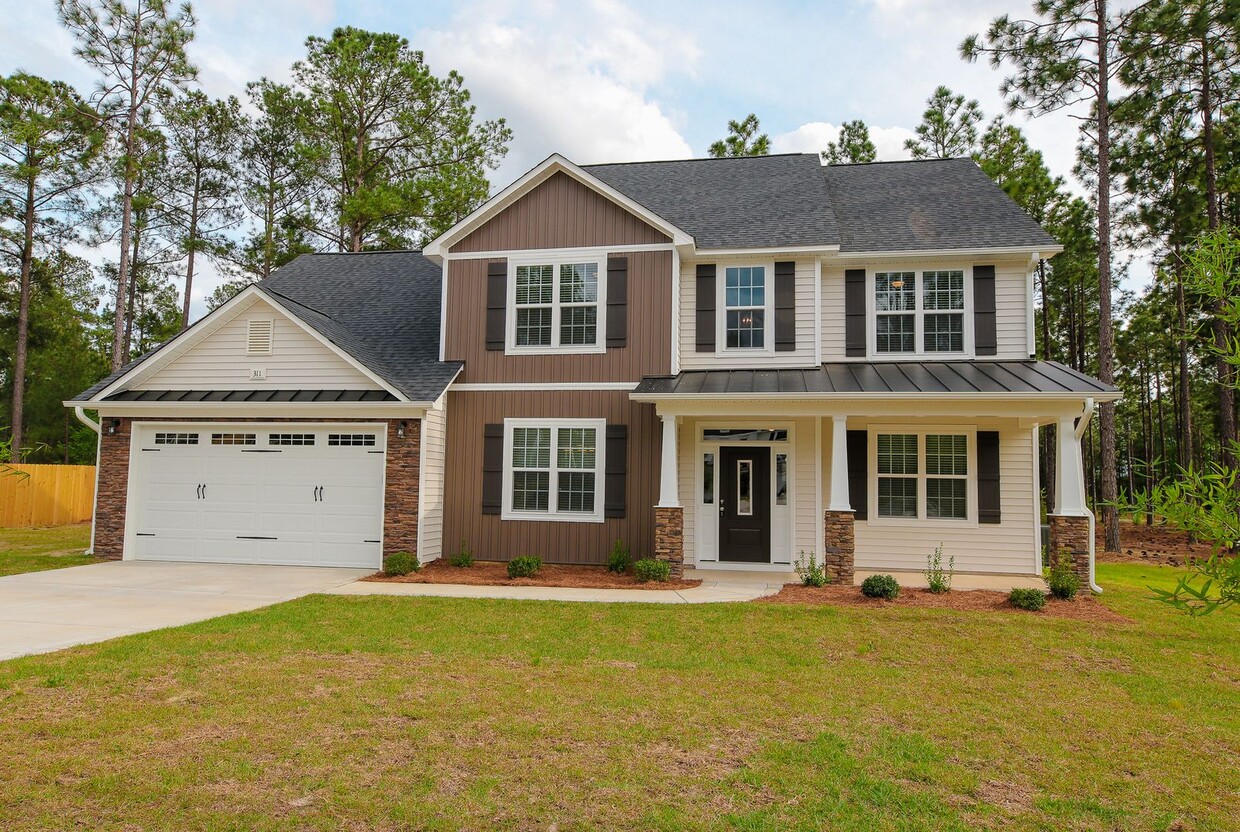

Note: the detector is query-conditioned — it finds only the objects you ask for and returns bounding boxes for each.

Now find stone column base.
[823,510,856,585]
[654,506,685,579]
[1048,514,1092,591]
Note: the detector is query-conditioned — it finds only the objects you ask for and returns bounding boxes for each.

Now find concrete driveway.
[0,561,370,661]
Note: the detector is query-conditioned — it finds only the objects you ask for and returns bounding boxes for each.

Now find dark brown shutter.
[774,260,796,352]
[604,424,627,518]
[846,429,868,520]
[977,430,1001,524]
[482,424,503,515]
[845,269,866,357]
[485,260,507,351]
[695,263,716,352]
[606,256,628,348]
[973,265,997,356]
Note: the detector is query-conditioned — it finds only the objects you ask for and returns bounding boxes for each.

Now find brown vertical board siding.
[452,172,670,252]
[443,390,660,564]
[445,250,673,382]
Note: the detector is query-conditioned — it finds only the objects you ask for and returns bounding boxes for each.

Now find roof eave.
[629,391,1122,403]
[831,244,1063,260]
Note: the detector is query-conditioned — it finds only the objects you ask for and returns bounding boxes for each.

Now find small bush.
[925,544,954,594]
[384,551,419,576]
[794,549,828,587]
[447,540,474,568]
[1009,587,1046,611]
[861,574,900,599]
[507,555,542,579]
[633,558,671,583]
[607,539,632,574]
[1044,549,1080,599]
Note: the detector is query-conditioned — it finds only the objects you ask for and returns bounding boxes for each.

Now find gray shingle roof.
[822,159,1058,252]
[584,154,839,250]
[632,361,1118,397]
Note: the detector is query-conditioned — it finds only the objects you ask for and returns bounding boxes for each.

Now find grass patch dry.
[0,524,93,576]
[0,562,1236,830]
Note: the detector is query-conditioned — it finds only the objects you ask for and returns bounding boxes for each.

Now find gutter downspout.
[73,407,101,556]
[1074,398,1101,594]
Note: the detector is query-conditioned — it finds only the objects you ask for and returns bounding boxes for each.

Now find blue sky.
[2,0,1111,317]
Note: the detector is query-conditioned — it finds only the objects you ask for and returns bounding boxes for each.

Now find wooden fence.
[0,464,96,528]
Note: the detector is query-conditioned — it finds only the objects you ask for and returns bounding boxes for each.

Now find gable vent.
[246,319,274,355]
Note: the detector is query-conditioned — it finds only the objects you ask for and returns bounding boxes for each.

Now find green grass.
[0,562,1236,830]
[0,524,93,576]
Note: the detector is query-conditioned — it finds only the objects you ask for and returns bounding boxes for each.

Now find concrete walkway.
[328,568,794,604]
[0,561,370,661]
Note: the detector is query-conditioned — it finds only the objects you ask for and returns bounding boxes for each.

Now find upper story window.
[873,269,968,356]
[509,259,604,354]
[723,265,767,350]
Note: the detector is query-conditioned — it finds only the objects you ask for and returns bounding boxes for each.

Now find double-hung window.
[874,430,972,521]
[504,419,605,522]
[873,269,967,356]
[723,266,767,349]
[511,259,603,352]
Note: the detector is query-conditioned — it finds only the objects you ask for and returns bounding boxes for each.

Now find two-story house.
[67,153,1118,590]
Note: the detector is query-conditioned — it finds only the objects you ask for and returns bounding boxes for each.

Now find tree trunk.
[123,223,141,365]
[1096,3,1121,553]
[181,178,201,330]
[112,48,141,372]
[9,171,36,461]
[1175,254,1192,472]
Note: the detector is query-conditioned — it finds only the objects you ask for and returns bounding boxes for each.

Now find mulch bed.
[1095,520,1217,567]
[363,559,702,591]
[760,584,1132,624]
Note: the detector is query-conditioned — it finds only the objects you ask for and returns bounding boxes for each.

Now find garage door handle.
[236,536,278,540]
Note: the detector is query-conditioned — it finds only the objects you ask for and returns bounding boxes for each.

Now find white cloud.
[772,121,915,162]
[422,0,697,188]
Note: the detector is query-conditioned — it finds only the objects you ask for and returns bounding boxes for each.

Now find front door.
[718,446,771,563]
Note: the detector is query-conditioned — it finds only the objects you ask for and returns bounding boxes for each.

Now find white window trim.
[505,254,607,356]
[502,417,606,523]
[868,425,978,527]
[716,262,776,356]
[867,266,975,360]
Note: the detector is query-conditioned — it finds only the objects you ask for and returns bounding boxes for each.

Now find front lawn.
[0,524,93,577]
[0,562,1236,830]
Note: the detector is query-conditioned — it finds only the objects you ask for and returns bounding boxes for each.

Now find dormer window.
[872,269,968,356]
[508,258,605,354]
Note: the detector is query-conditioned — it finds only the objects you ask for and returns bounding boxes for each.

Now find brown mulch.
[759,584,1132,624]
[363,558,702,591]
[1094,520,1216,567]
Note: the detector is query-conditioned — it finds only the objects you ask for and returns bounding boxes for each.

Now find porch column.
[654,413,684,578]
[1049,415,1093,589]
[823,415,855,586]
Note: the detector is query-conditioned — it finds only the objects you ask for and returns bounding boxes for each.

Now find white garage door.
[129,423,386,568]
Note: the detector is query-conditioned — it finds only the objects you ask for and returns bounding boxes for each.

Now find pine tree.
[708,114,771,158]
[822,120,877,164]
[904,86,983,159]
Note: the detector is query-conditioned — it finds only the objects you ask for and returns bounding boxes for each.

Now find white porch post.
[1054,416,1088,516]
[658,413,679,507]
[827,415,852,512]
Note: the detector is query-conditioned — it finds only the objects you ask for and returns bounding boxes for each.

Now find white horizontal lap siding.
[792,416,817,560]
[679,257,817,370]
[418,399,448,561]
[821,265,846,361]
[139,308,381,391]
[854,427,1037,574]
[995,262,1030,358]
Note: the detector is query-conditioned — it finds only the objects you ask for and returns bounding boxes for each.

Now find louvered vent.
[246,319,274,355]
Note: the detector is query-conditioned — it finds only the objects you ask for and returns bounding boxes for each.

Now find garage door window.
[328,433,376,446]
[154,432,198,445]
[269,433,315,446]
[212,433,256,445]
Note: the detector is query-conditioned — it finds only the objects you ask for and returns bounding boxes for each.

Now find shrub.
[633,558,671,583]
[607,539,632,574]
[384,551,419,576]
[447,540,474,568]
[507,555,542,579]
[861,574,900,600]
[925,544,954,594]
[794,549,828,587]
[1044,549,1080,599]
[1009,587,1046,611]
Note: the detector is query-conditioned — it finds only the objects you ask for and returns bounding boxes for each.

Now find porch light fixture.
[108,418,120,435]
[397,420,407,439]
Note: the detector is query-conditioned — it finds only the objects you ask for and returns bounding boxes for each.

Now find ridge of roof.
[581,152,817,168]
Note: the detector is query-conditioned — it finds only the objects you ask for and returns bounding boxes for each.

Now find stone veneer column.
[654,506,684,579]
[93,416,132,560]
[823,510,855,585]
[1048,514,1092,590]
[382,417,421,557]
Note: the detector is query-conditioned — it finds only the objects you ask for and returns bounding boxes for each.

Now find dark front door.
[719,446,771,563]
